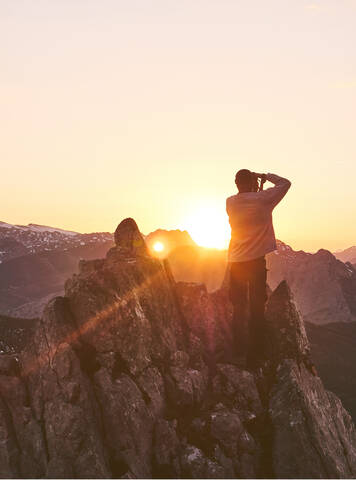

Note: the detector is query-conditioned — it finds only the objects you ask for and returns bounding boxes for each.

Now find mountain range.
[1,221,356,326]
[164,235,356,326]
[0,221,112,262]
[0,217,355,478]
[334,245,356,265]
[0,221,114,318]
[267,241,356,324]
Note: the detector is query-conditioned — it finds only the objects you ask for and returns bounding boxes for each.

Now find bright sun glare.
[182,205,230,249]
[153,241,164,252]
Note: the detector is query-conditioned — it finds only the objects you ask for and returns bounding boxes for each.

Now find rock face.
[266,282,356,478]
[0,218,355,479]
[266,241,356,324]
[306,321,356,423]
[334,246,356,265]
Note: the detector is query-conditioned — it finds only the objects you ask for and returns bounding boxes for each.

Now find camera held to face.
[251,172,266,192]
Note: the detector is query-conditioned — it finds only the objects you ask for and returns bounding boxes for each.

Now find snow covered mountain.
[0,221,113,263]
[0,221,115,317]
[2,220,356,326]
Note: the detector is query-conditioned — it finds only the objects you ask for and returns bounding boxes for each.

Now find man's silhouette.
[226,170,291,369]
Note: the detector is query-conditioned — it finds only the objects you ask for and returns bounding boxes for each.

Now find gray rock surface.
[266,282,356,478]
[0,218,355,478]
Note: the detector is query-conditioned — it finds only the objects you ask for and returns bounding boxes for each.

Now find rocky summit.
[0,218,355,479]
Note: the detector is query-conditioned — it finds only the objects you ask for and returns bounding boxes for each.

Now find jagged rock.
[174,282,233,364]
[212,364,262,417]
[153,419,181,477]
[166,367,208,409]
[265,280,312,368]
[136,366,166,419]
[180,444,226,478]
[0,218,355,479]
[211,444,235,478]
[270,360,356,478]
[20,297,111,478]
[165,350,209,409]
[113,218,149,257]
[266,282,356,478]
[267,241,356,324]
[93,369,153,478]
[209,408,243,456]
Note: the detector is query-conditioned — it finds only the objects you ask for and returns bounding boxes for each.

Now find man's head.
[235,169,257,193]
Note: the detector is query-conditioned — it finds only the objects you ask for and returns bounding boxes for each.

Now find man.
[226,170,291,370]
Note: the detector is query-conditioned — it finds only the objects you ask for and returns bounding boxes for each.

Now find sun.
[153,241,165,252]
[181,204,230,249]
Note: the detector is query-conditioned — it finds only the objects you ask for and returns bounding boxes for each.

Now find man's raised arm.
[258,172,291,208]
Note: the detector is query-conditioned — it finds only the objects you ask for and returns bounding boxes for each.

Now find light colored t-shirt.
[226,173,291,263]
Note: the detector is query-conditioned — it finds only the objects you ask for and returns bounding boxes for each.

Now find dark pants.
[229,256,268,368]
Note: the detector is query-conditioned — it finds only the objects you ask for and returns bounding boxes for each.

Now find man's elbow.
[285,179,292,189]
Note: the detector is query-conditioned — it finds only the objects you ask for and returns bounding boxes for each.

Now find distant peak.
[315,248,334,258]
[0,221,79,236]
[25,223,79,235]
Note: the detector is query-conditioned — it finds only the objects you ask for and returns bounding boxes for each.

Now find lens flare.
[153,241,164,252]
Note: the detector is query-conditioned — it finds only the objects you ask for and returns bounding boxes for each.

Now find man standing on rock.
[226,170,291,369]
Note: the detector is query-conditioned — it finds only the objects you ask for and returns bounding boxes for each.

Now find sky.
[1,0,355,252]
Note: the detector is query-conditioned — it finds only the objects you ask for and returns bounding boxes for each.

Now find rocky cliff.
[0,218,355,479]
[267,241,356,324]
[305,321,356,423]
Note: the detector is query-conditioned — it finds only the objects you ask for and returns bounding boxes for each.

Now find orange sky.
[1,1,356,252]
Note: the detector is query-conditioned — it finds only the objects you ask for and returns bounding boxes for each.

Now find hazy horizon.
[2,0,356,251]
[1,215,354,254]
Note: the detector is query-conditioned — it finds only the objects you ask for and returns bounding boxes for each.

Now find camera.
[251,172,266,192]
